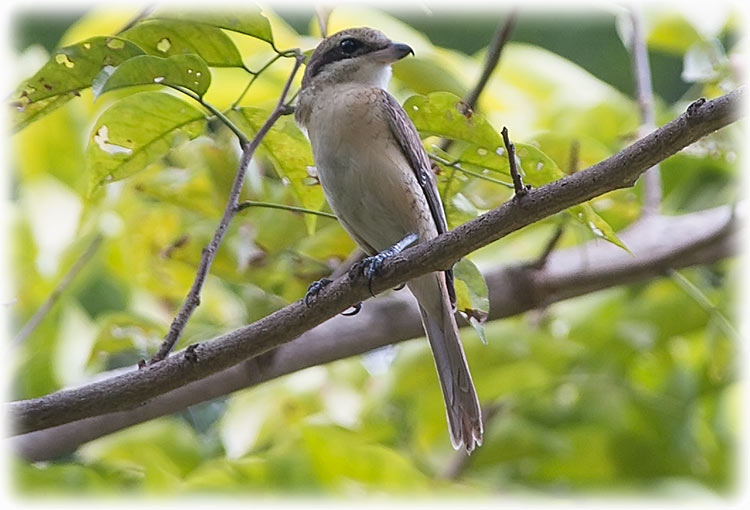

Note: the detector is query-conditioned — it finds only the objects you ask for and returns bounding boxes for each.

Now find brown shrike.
[295,27,483,452]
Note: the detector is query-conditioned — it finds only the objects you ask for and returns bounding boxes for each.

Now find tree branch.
[7,87,743,436]
[149,51,305,364]
[13,234,103,345]
[629,6,662,215]
[9,202,741,460]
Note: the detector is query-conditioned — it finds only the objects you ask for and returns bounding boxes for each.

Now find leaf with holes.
[152,7,274,44]
[453,258,489,345]
[121,19,244,67]
[459,142,628,250]
[230,108,325,234]
[460,142,562,188]
[10,36,144,132]
[404,91,503,149]
[86,92,206,193]
[94,54,211,99]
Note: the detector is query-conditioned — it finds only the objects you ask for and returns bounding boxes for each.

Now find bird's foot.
[304,277,332,307]
[305,277,362,316]
[352,233,418,296]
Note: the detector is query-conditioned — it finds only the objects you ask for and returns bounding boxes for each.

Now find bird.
[295,27,483,453]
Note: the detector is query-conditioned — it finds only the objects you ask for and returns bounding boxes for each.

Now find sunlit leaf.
[121,19,244,67]
[86,92,206,192]
[231,108,325,234]
[152,8,274,44]
[10,37,144,131]
[645,11,703,54]
[404,91,503,149]
[95,54,211,98]
[453,258,489,344]
[682,40,730,84]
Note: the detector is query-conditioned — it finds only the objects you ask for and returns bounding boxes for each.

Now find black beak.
[391,42,415,59]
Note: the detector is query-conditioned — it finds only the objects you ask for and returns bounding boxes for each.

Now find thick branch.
[9,202,741,460]
[7,88,743,436]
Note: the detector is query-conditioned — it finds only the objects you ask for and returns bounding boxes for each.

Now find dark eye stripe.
[306,38,373,81]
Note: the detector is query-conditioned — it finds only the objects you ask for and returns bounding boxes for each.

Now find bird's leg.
[354,232,418,296]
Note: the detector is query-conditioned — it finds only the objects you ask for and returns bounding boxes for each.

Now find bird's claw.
[305,277,332,307]
[351,233,418,297]
[305,277,363,316]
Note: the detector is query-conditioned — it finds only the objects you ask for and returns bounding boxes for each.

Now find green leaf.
[460,143,628,250]
[10,36,144,132]
[86,92,206,192]
[231,108,325,234]
[404,91,503,149]
[121,19,244,67]
[152,8,274,44]
[94,54,211,98]
[453,258,489,344]
[405,95,624,249]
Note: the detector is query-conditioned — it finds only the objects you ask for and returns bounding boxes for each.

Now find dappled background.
[8,3,743,497]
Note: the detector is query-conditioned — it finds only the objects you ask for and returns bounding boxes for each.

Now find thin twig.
[529,222,565,269]
[235,200,337,219]
[13,235,104,345]
[170,85,249,145]
[232,52,288,109]
[465,10,518,110]
[568,139,580,174]
[440,10,517,154]
[115,5,155,34]
[501,126,527,197]
[429,153,514,188]
[629,7,662,216]
[149,50,306,364]
[668,269,739,342]
[440,11,518,200]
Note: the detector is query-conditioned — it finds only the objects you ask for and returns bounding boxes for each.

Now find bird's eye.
[339,38,361,55]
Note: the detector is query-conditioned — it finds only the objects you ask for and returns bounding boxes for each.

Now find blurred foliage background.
[7,2,744,499]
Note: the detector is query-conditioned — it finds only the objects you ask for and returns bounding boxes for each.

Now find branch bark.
[7,87,744,437]
[9,202,741,460]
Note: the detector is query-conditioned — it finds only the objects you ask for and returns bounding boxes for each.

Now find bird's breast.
[305,87,436,253]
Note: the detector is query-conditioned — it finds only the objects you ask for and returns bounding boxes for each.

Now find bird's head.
[301,27,414,90]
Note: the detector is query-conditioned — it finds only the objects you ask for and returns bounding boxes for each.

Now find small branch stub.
[501,126,528,197]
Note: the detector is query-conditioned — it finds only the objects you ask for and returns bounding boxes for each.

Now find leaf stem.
[429,153,514,189]
[168,85,249,145]
[668,269,739,342]
[235,200,336,219]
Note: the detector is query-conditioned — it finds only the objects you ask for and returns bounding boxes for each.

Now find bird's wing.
[379,89,456,306]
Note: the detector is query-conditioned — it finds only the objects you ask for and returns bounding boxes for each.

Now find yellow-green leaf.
[95,54,211,98]
[86,92,206,192]
[453,258,490,344]
[10,36,144,132]
[121,19,244,67]
[152,8,274,44]
[231,108,325,234]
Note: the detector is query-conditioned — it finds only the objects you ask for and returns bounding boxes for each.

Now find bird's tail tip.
[448,407,484,454]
